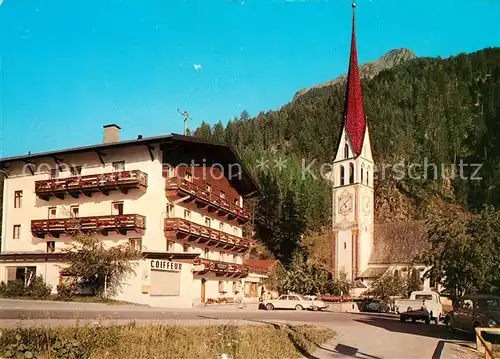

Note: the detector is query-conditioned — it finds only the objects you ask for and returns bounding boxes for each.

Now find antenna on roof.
[177,109,191,135]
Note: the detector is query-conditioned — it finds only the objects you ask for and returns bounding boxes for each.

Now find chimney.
[103,124,121,144]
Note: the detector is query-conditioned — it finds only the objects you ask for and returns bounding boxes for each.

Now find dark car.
[447,294,500,333]
[364,299,390,313]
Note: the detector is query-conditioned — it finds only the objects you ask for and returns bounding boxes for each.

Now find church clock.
[338,191,353,215]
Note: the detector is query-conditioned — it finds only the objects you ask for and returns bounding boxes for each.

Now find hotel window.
[233,254,238,263]
[166,204,173,218]
[112,201,124,215]
[13,225,20,239]
[233,226,238,235]
[219,222,224,231]
[204,247,210,259]
[70,205,79,217]
[47,241,55,253]
[184,171,192,182]
[218,281,225,293]
[113,161,125,172]
[183,209,191,220]
[14,191,22,208]
[129,238,142,251]
[205,217,211,228]
[71,166,82,176]
[183,244,190,253]
[166,240,175,252]
[220,252,225,261]
[50,168,59,179]
[206,184,212,192]
[220,190,226,199]
[48,207,57,219]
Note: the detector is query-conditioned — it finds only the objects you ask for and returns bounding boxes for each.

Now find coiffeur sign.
[150,260,183,271]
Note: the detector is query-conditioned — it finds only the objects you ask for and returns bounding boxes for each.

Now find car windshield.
[477,299,500,312]
[414,295,433,300]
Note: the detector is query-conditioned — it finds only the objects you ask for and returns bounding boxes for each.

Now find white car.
[305,295,328,311]
[395,291,443,324]
[263,294,313,311]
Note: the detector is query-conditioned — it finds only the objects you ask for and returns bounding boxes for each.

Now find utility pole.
[177,109,191,135]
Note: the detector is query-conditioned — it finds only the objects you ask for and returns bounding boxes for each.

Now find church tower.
[331,2,374,282]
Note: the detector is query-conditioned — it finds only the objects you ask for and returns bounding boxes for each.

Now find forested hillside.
[193,47,500,264]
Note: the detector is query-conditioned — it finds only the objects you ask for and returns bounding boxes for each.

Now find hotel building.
[0,125,261,308]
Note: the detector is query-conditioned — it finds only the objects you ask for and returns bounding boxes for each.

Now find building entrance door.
[201,278,206,303]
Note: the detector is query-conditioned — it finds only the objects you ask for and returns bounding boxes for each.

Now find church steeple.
[344,2,366,157]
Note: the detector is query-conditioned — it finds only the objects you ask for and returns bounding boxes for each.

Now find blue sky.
[1,0,499,157]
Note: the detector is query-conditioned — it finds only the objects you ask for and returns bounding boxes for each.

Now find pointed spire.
[344,1,366,156]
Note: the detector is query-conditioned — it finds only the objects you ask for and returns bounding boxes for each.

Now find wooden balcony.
[164,218,252,252]
[35,170,148,200]
[165,178,250,224]
[31,214,146,238]
[193,258,249,278]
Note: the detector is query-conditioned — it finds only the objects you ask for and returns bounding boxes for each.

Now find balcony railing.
[164,218,252,252]
[32,214,146,238]
[193,258,249,277]
[166,178,250,224]
[35,170,148,200]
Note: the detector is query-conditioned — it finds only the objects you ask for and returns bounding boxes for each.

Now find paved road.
[0,299,474,359]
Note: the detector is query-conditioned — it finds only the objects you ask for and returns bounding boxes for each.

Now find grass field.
[0,323,335,359]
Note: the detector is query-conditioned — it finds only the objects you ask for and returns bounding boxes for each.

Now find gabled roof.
[369,221,429,265]
[0,133,260,197]
[358,267,390,279]
[343,3,366,156]
[245,259,279,273]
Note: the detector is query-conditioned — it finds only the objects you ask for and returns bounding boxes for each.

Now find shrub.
[1,280,26,297]
[25,276,52,299]
[57,281,77,301]
[0,276,52,299]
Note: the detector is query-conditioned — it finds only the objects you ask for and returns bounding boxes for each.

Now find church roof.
[358,267,390,279]
[369,221,429,265]
[344,3,367,156]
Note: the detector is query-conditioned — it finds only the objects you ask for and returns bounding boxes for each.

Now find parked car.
[365,299,390,313]
[304,295,328,311]
[395,291,443,324]
[447,294,500,333]
[263,294,313,311]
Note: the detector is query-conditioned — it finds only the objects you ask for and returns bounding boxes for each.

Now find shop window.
[150,270,180,296]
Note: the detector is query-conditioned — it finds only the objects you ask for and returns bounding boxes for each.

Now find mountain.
[293,48,417,100]
[193,47,500,263]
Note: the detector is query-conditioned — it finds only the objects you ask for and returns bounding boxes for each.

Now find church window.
[361,164,364,183]
[344,144,349,159]
[343,242,347,250]
[366,167,370,186]
[340,166,345,186]
[349,163,355,184]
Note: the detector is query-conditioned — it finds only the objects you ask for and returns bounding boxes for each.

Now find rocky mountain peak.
[293,48,417,100]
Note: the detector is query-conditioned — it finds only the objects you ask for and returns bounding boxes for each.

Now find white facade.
[331,127,374,281]
[0,133,257,308]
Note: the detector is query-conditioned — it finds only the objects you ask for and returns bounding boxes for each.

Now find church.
[330,3,435,296]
